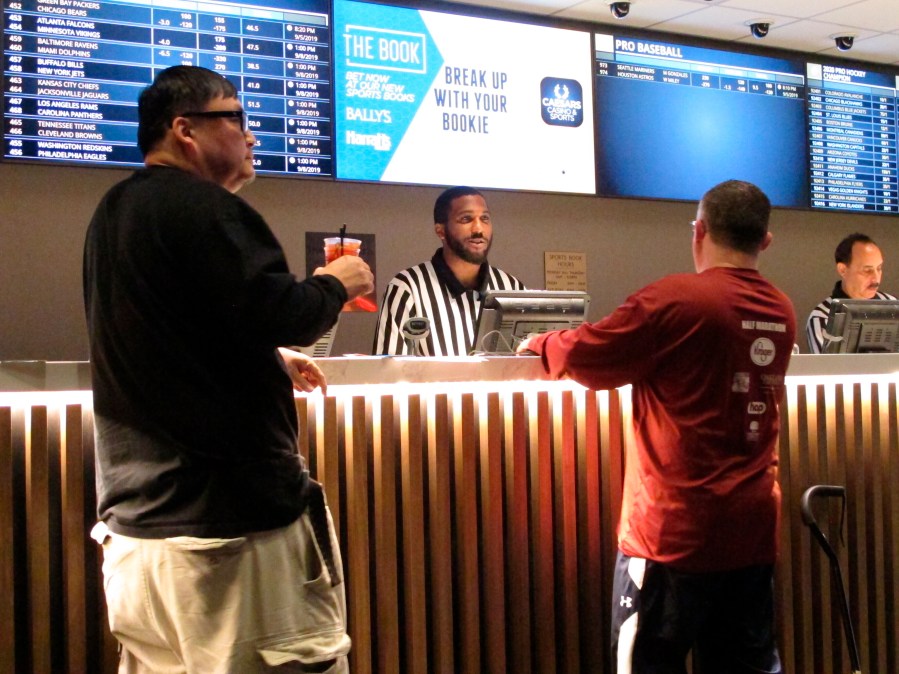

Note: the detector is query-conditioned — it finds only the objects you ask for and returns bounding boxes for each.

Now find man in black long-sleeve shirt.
[83,65,372,672]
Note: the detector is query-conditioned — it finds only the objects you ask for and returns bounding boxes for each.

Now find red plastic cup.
[323,237,372,312]
[324,236,362,264]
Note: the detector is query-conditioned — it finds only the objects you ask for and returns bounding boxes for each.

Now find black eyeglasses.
[181,109,248,131]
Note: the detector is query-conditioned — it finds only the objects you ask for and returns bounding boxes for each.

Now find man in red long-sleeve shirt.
[519,180,795,673]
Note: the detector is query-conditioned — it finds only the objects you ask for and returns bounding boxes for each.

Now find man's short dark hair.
[699,180,771,254]
[835,233,875,265]
[433,186,484,225]
[137,66,238,157]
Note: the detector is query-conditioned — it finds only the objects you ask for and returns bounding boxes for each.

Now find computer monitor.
[294,322,338,359]
[472,290,590,355]
[822,299,899,353]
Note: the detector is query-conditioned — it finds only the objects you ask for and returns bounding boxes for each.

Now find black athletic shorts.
[610,551,783,674]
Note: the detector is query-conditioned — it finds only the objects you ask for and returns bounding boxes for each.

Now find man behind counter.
[372,185,525,356]
[518,180,795,673]
[83,65,372,672]
[806,232,895,353]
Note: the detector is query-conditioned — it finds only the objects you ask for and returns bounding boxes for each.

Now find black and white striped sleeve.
[805,299,831,354]
[373,275,416,355]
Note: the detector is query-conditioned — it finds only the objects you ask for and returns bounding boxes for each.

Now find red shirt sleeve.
[528,288,658,390]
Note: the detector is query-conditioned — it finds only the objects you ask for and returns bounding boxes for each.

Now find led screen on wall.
[333,0,596,194]
[3,0,334,175]
[594,32,808,208]
[807,62,898,214]
[4,0,896,214]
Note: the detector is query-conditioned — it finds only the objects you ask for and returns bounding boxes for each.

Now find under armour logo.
[619,595,633,608]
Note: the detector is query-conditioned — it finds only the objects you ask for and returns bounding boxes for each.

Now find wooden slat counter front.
[1,356,897,673]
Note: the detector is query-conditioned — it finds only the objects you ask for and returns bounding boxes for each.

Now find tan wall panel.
[6,162,899,362]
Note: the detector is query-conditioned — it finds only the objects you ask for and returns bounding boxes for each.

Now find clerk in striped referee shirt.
[805,232,895,353]
[373,186,525,356]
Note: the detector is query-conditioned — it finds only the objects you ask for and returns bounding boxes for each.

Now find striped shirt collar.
[831,281,849,300]
[830,281,893,301]
[430,248,489,298]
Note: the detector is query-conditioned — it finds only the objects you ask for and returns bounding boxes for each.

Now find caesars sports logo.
[750,337,776,366]
[539,77,584,127]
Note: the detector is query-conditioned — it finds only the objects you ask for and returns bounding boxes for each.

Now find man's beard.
[446,232,492,265]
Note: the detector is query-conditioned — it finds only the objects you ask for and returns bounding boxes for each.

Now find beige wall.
[2,160,898,360]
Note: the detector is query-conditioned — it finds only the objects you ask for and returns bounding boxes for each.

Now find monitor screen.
[3,0,334,176]
[332,0,596,194]
[822,298,899,353]
[472,289,589,354]
[807,62,899,214]
[293,320,337,357]
[594,32,809,208]
[5,0,897,214]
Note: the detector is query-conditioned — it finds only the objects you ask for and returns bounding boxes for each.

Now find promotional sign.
[333,0,595,194]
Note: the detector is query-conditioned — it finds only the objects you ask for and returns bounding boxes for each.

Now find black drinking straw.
[339,223,346,256]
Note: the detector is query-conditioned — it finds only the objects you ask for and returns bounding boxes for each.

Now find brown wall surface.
[2,161,898,360]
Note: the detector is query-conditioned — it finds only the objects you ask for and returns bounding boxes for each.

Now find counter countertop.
[2,354,899,392]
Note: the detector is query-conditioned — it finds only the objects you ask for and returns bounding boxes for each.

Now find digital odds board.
[807,62,898,213]
[332,0,596,194]
[594,32,898,213]
[3,0,897,213]
[3,0,334,175]
[594,32,809,208]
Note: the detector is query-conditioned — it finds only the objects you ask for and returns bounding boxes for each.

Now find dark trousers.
[610,551,783,674]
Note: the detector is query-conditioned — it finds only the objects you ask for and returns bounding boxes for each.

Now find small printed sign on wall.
[544,251,587,291]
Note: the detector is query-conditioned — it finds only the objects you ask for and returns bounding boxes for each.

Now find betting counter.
[1,355,897,674]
